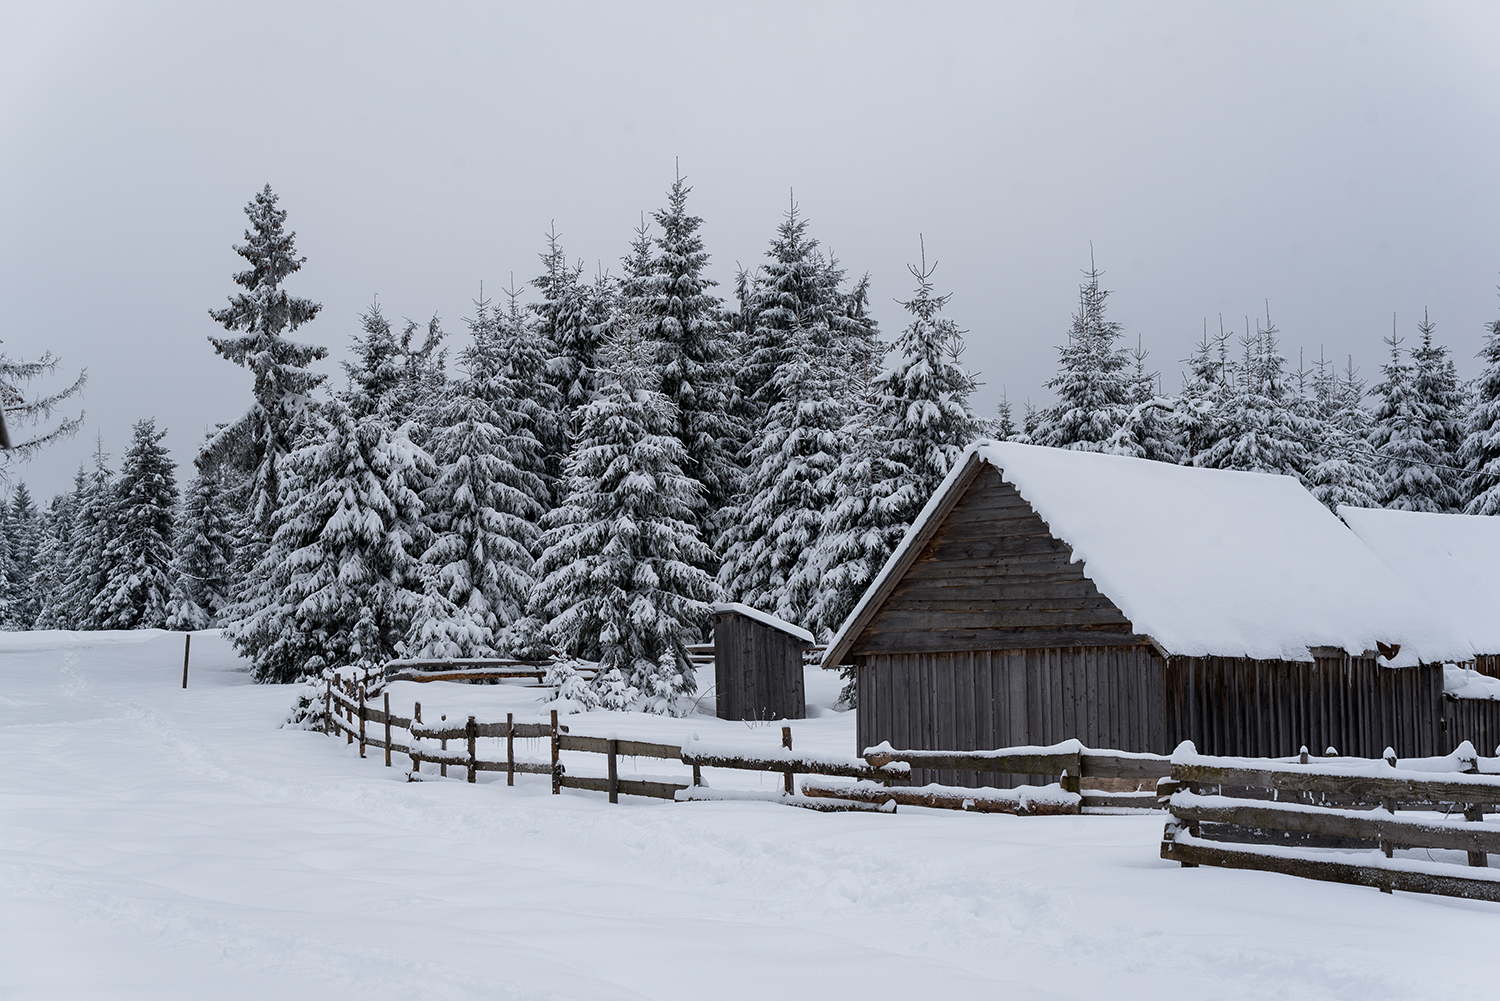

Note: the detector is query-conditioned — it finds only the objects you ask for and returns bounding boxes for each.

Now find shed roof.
[1338,505,1500,656]
[825,441,1470,668]
[711,602,815,645]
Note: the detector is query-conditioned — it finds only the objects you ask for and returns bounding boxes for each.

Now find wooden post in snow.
[551,709,561,794]
[410,702,421,773]
[358,684,367,758]
[181,634,191,689]
[324,674,332,735]
[506,712,515,786]
[383,692,392,767]
[782,726,794,795]
[608,739,619,804]
[466,716,477,784]
[440,715,448,777]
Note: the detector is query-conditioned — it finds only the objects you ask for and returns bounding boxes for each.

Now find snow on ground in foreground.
[2,631,1495,1000]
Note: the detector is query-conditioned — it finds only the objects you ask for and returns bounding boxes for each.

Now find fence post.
[551,709,561,795]
[358,684,367,759]
[692,763,703,787]
[608,739,619,804]
[440,715,448,778]
[344,677,353,745]
[507,713,515,787]
[782,726,793,795]
[181,633,191,689]
[467,716,477,784]
[410,701,421,774]
[1460,751,1488,867]
[1060,747,1082,794]
[324,673,332,736]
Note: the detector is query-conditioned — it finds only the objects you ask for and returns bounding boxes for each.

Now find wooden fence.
[1160,741,1500,901]
[321,670,1172,816]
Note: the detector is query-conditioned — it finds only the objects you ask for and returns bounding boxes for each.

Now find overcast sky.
[3,1,1498,500]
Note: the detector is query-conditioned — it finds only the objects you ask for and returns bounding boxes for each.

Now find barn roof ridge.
[711,602,816,644]
[822,441,1471,670]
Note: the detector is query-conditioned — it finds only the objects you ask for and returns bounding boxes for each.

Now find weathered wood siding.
[850,466,1147,657]
[856,646,1164,786]
[714,611,806,721]
[1163,654,1447,759]
[1443,696,1500,755]
[1474,655,1500,679]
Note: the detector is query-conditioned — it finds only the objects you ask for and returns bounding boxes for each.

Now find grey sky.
[3,1,1498,500]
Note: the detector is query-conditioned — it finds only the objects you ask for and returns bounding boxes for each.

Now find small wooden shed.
[822,442,1472,784]
[712,602,814,722]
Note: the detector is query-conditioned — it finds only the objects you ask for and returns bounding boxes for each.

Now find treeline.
[3,178,1499,716]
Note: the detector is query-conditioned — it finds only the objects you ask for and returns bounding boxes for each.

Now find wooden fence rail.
[319,670,1173,816]
[1161,741,1500,902]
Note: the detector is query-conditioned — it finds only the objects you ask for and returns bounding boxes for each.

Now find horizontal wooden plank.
[852,625,1142,655]
[1160,837,1500,902]
[1170,797,1500,854]
[559,775,687,800]
[865,749,1080,776]
[801,781,1081,816]
[1081,752,1174,780]
[680,752,892,780]
[474,759,554,775]
[890,578,1108,601]
[882,596,1121,614]
[1081,791,1163,809]
[924,536,1073,561]
[1171,762,1500,806]
[867,609,1131,631]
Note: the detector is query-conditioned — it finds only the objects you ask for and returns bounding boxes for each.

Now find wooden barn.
[822,442,1472,784]
[712,602,814,722]
[1340,505,1500,752]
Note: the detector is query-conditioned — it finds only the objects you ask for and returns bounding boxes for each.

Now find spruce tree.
[1177,322,1234,463]
[1193,316,1313,480]
[0,496,11,627]
[645,172,743,530]
[3,483,41,627]
[529,338,718,712]
[405,361,546,659]
[1108,337,1185,463]
[1308,356,1378,511]
[342,301,446,427]
[204,185,327,529]
[531,226,597,419]
[30,470,85,629]
[1370,320,1457,512]
[738,198,830,414]
[228,401,431,682]
[96,419,179,629]
[56,442,120,630]
[167,466,240,630]
[1039,257,1133,450]
[0,342,85,472]
[1409,310,1465,507]
[1460,293,1500,515]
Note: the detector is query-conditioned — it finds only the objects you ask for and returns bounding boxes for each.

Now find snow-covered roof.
[1339,505,1500,656]
[825,441,1470,668]
[711,602,815,645]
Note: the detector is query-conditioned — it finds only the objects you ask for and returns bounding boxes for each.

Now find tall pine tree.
[167,465,240,630]
[1370,318,1457,512]
[1038,256,1133,450]
[203,185,327,530]
[95,420,178,629]
[1460,291,1500,515]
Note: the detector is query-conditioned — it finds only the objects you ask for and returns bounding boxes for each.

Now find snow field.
[2,630,1496,1000]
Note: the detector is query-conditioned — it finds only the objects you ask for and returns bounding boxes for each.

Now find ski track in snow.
[1,631,1492,1000]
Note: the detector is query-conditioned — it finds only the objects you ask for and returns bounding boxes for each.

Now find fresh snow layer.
[1339,505,1500,656]
[1445,664,1500,702]
[834,442,1467,666]
[4,630,1500,1000]
[710,601,816,643]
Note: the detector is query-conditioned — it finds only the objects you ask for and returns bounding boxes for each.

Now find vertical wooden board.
[1025,647,1043,748]
[1007,648,1028,747]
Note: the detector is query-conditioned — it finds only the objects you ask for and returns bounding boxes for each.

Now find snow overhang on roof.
[711,602,816,645]
[824,441,1471,669]
[1339,505,1500,657]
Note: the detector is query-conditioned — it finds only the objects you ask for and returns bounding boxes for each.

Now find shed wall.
[714,613,806,721]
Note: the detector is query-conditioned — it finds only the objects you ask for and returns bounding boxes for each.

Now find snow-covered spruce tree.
[1307,356,1378,511]
[403,360,546,659]
[3,483,42,628]
[872,244,982,511]
[227,400,431,683]
[203,185,327,530]
[1193,316,1314,480]
[1107,336,1185,464]
[1038,258,1133,450]
[166,465,240,630]
[0,497,11,627]
[717,317,848,630]
[528,338,718,712]
[1370,322,1457,512]
[531,226,598,420]
[1460,294,1500,515]
[645,172,743,531]
[54,442,120,630]
[1409,311,1465,507]
[342,300,447,428]
[29,470,85,629]
[1176,322,1234,464]
[995,393,1019,440]
[95,419,179,630]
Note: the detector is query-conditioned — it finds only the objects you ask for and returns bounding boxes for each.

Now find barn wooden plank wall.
[856,646,1164,787]
[714,612,806,722]
[1443,696,1500,756]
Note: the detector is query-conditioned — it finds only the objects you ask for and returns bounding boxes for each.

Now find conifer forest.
[3,177,1500,709]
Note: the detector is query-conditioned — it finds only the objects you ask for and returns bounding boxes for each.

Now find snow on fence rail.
[319,671,1172,815]
[1160,741,1500,902]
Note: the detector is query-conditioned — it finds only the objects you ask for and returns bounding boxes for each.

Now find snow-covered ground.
[2,631,1495,1000]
